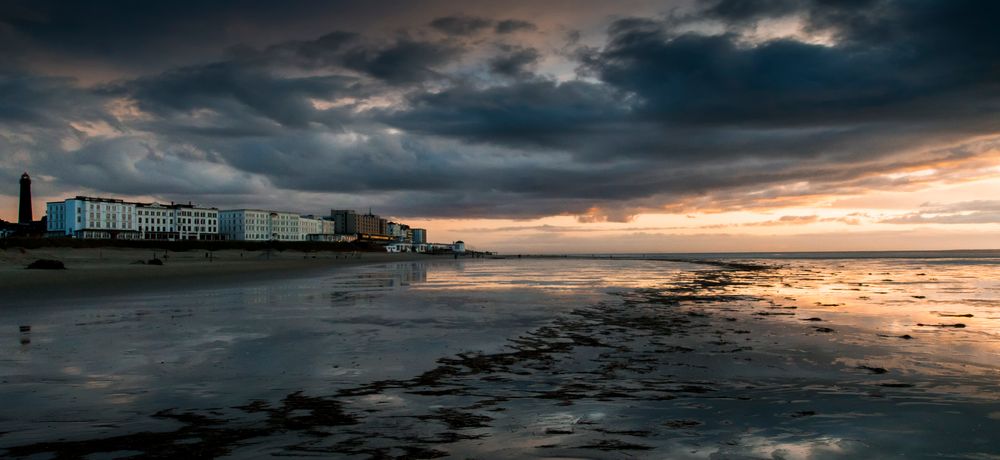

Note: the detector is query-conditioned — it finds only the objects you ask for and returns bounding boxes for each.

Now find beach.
[0,247,444,303]
[1,253,999,458]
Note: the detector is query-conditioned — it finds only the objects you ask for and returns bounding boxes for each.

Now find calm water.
[1,256,999,458]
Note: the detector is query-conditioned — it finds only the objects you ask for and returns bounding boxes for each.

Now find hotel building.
[40,194,448,249]
[46,196,139,239]
[135,202,220,241]
[46,197,221,240]
[331,209,387,236]
[219,209,302,241]
[173,204,220,240]
[411,228,427,244]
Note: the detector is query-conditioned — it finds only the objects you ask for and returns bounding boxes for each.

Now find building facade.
[299,215,344,241]
[135,202,220,240]
[219,209,302,241]
[46,196,139,239]
[173,204,220,240]
[45,196,221,241]
[38,195,469,248]
[411,228,427,244]
[331,209,387,235]
[386,222,411,242]
[135,203,177,240]
[299,215,323,238]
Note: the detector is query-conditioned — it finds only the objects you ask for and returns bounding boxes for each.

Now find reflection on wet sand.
[1,257,999,458]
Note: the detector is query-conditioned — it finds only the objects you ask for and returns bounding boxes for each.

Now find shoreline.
[511,249,1000,260]
[0,247,450,305]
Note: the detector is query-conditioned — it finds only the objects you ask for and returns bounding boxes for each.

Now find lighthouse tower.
[19,172,32,224]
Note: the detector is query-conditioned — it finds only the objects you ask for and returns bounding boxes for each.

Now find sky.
[0,0,998,253]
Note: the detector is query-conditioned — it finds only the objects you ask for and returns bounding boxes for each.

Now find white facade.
[46,197,139,239]
[173,205,220,240]
[135,203,176,239]
[220,209,302,241]
[300,215,342,241]
[46,201,66,234]
[299,216,324,240]
[384,242,432,253]
[46,197,220,240]
[133,203,220,240]
[41,197,466,248]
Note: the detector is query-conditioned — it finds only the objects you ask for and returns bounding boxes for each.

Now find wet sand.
[1,256,999,458]
[0,247,444,304]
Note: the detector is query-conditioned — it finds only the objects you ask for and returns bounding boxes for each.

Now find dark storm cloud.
[387,79,627,149]
[226,31,462,85]
[488,47,541,77]
[387,1,1000,146]
[341,39,463,84]
[0,73,109,126]
[495,19,537,34]
[124,62,359,130]
[1,0,998,221]
[699,0,802,22]
[429,15,493,36]
[0,0,336,73]
[598,0,1000,126]
[369,0,1000,218]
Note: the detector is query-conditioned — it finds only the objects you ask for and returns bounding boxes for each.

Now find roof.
[219,209,300,215]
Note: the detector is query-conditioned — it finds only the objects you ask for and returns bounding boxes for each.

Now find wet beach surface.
[1,257,999,458]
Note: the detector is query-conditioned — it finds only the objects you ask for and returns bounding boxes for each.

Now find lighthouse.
[19,172,32,224]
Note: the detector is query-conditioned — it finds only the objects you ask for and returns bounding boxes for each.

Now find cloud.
[742,215,820,226]
[495,19,536,34]
[488,47,541,77]
[881,201,1000,224]
[429,15,493,36]
[1,0,998,226]
[385,78,626,149]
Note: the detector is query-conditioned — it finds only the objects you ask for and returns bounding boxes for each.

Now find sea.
[1,251,998,458]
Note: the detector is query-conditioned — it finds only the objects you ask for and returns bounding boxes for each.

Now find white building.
[298,215,346,242]
[46,196,139,239]
[386,242,425,253]
[219,209,302,241]
[135,203,176,240]
[45,196,221,241]
[299,215,323,240]
[386,222,411,242]
[452,240,466,253]
[173,204,220,240]
[134,202,220,241]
